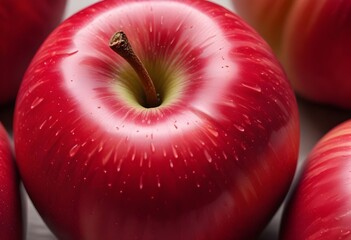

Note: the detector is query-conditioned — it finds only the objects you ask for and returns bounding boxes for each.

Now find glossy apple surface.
[232,0,351,109]
[14,0,299,239]
[281,120,351,239]
[0,0,67,105]
[0,123,23,239]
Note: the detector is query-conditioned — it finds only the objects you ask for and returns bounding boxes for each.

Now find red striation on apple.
[14,1,300,239]
[281,120,351,239]
[0,123,23,239]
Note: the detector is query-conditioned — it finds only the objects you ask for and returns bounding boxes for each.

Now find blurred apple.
[232,0,351,109]
[0,123,23,239]
[281,119,351,239]
[0,0,67,105]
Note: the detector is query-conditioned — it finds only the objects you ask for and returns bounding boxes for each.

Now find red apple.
[232,0,351,109]
[281,120,351,239]
[0,123,23,239]
[14,0,299,239]
[0,0,67,105]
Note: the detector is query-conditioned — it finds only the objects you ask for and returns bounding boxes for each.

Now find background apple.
[0,0,67,105]
[13,0,299,239]
[0,123,23,240]
[280,119,351,239]
[231,0,351,109]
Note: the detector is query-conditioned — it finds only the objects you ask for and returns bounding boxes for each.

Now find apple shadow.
[0,100,16,136]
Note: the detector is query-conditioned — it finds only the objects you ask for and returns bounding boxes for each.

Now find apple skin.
[0,123,23,239]
[0,0,67,105]
[232,0,351,109]
[280,120,351,239]
[14,0,299,239]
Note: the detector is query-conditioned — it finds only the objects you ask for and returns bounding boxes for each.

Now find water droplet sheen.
[31,97,44,109]
[204,150,212,163]
[69,144,80,157]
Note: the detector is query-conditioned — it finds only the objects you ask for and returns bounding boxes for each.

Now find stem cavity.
[109,31,159,108]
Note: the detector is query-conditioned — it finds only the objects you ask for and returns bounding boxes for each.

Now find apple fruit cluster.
[232,0,351,109]
[5,0,351,239]
[12,0,300,239]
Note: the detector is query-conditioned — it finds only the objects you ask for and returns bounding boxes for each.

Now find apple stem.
[109,31,159,108]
